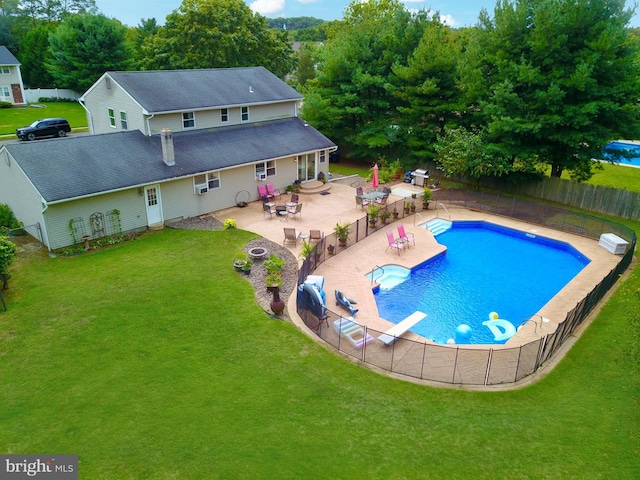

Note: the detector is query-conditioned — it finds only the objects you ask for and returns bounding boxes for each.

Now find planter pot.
[233,260,247,272]
[338,239,347,247]
[327,246,335,255]
[267,284,285,315]
[369,221,377,229]
[393,212,399,219]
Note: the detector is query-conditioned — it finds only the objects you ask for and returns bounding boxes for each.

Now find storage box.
[598,233,628,254]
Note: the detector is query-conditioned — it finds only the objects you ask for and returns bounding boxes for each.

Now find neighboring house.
[0,46,26,105]
[0,67,336,250]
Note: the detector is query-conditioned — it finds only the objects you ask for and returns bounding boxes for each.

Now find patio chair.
[267,183,281,199]
[355,195,369,210]
[397,224,415,248]
[356,186,364,196]
[287,203,303,219]
[386,231,404,255]
[258,184,270,199]
[290,193,299,204]
[263,202,277,218]
[261,195,275,207]
[375,194,389,205]
[283,227,298,246]
[309,230,324,244]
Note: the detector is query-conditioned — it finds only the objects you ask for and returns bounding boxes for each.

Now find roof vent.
[161,128,175,166]
[249,86,254,93]
[105,77,111,90]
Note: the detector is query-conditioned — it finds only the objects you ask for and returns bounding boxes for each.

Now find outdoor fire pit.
[248,247,268,260]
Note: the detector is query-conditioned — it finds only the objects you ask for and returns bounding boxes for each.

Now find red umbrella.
[372,163,379,189]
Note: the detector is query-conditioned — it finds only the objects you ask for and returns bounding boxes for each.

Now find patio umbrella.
[372,163,379,189]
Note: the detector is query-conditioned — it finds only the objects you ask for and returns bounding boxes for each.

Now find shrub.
[0,235,17,274]
[0,101,11,109]
[0,204,22,230]
[223,218,237,230]
[263,254,285,286]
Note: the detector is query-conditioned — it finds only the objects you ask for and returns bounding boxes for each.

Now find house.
[0,46,26,105]
[0,67,336,250]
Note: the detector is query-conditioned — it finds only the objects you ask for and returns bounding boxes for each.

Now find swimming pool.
[368,222,591,345]
[603,141,640,167]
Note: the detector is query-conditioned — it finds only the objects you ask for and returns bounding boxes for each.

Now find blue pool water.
[603,142,640,166]
[370,222,590,345]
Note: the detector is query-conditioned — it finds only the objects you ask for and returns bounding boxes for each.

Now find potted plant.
[233,253,248,272]
[410,202,416,212]
[299,240,315,260]
[380,209,392,224]
[422,187,433,209]
[404,201,411,214]
[367,205,380,228]
[241,258,253,275]
[393,208,399,219]
[327,244,335,255]
[333,222,350,247]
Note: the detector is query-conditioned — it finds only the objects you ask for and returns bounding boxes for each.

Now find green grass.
[0,102,88,135]
[1,227,638,479]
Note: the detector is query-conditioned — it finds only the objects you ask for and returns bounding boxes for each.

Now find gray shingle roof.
[5,117,335,203]
[0,46,20,65]
[107,67,303,113]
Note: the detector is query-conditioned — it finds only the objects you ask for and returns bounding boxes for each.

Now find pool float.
[297,281,327,320]
[335,290,359,317]
[455,324,473,344]
[482,312,516,342]
[333,317,374,349]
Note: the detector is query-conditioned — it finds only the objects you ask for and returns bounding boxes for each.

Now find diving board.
[378,311,427,346]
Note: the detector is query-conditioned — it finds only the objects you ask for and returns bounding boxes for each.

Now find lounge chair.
[258,184,270,199]
[378,311,427,345]
[333,318,374,350]
[266,183,281,199]
[386,231,404,255]
[309,230,324,244]
[397,224,415,248]
[283,227,298,246]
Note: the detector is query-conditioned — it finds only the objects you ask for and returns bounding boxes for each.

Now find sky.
[92,0,640,29]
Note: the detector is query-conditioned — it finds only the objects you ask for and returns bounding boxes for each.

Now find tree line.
[2,0,640,181]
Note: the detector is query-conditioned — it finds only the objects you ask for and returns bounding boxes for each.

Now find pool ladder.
[371,265,385,285]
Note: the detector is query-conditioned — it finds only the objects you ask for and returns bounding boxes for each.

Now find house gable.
[0,46,25,105]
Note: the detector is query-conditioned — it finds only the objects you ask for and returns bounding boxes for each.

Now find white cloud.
[249,0,285,16]
[439,14,457,26]
[296,0,321,4]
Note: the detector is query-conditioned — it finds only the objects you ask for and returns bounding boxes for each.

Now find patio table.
[359,191,386,200]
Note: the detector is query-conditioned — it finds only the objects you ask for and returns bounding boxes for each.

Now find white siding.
[83,78,146,134]
[0,150,46,240]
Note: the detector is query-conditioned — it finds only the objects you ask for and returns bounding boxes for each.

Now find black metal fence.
[296,190,636,386]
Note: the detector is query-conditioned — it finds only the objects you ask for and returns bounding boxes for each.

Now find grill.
[412,168,429,187]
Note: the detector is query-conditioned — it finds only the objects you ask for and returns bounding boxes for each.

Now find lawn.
[0,227,638,479]
[0,102,88,135]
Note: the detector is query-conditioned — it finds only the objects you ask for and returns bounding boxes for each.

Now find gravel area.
[167,215,298,319]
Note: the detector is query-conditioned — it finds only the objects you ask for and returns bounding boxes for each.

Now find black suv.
[16,118,71,141]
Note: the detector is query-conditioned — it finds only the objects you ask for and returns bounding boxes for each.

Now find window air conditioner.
[256,173,267,181]
[196,186,208,194]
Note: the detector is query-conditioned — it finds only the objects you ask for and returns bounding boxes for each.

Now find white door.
[144,185,163,225]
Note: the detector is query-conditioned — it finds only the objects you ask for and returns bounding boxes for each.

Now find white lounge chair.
[378,311,427,345]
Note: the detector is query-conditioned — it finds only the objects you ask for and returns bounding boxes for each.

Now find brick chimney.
[161,128,175,166]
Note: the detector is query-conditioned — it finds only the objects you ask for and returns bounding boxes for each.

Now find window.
[0,66,9,74]
[221,108,229,123]
[241,106,249,122]
[108,108,116,128]
[183,112,195,129]
[254,160,276,179]
[0,86,10,98]
[120,111,128,130]
[319,150,326,164]
[194,171,221,193]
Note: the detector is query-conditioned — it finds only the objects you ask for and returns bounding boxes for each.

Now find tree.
[19,0,97,21]
[47,13,131,92]
[302,0,432,161]
[139,0,294,78]
[390,17,464,163]
[18,21,56,87]
[465,0,640,180]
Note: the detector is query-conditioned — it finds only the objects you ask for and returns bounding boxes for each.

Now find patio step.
[300,180,331,194]
[425,218,452,236]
